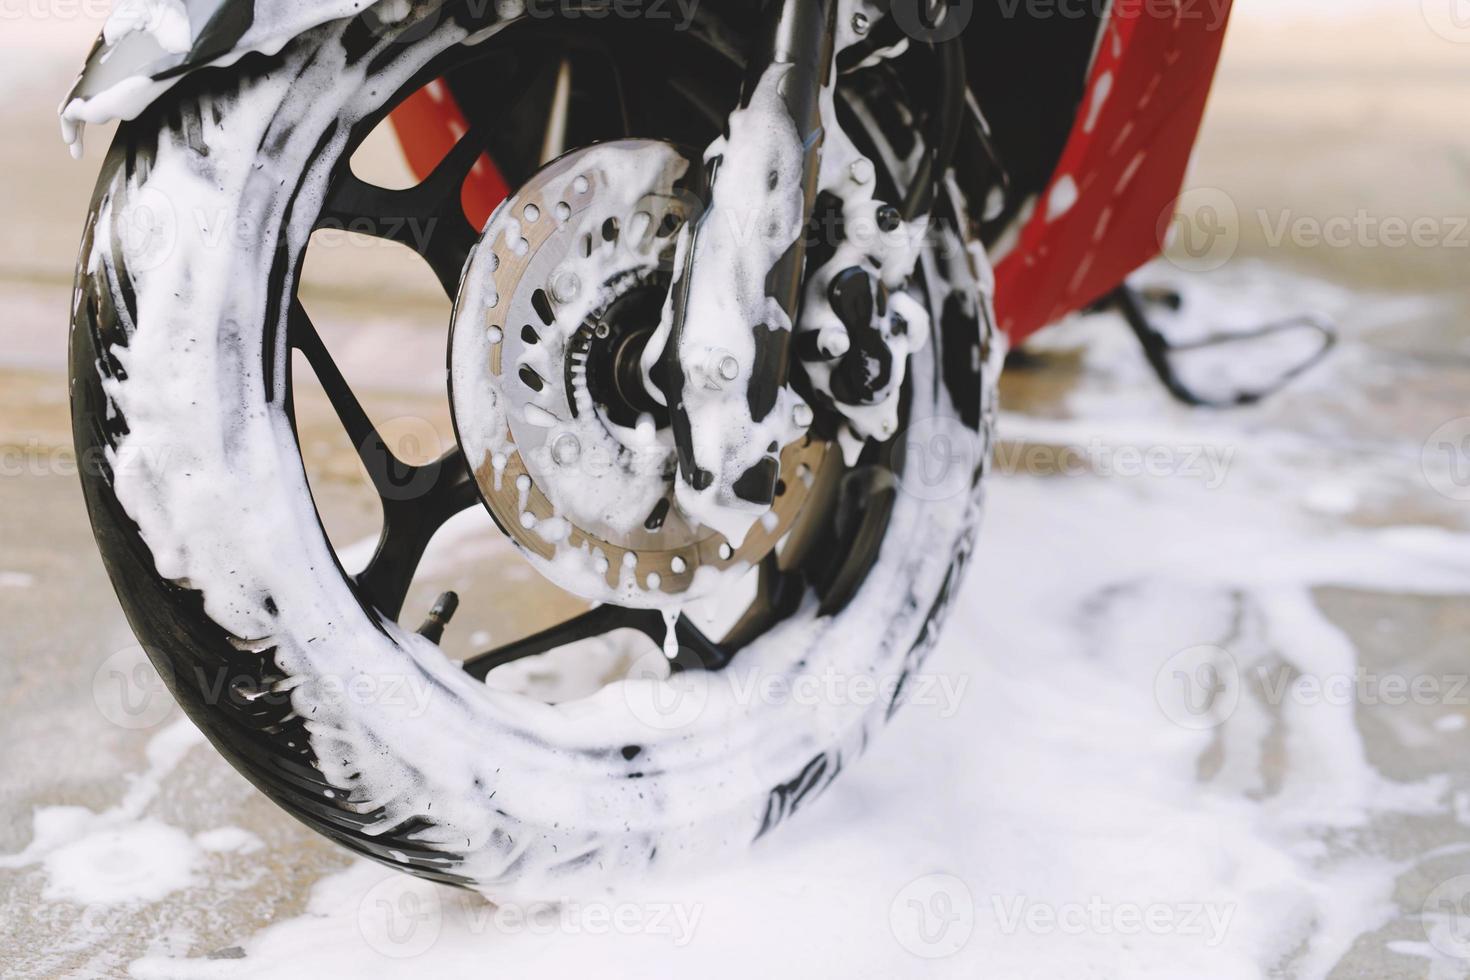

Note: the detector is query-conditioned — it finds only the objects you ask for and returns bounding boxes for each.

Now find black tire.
[70,2,997,895]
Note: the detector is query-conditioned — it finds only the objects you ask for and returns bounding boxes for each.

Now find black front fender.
[59,0,410,151]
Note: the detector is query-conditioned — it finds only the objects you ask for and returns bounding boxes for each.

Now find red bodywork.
[390,4,1232,344]
[991,3,1233,342]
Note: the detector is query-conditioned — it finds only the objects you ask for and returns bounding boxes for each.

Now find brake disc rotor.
[449,139,828,608]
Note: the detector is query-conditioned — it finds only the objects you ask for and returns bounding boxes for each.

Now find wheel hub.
[449,140,828,607]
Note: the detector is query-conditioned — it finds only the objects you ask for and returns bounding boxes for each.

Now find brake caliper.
[795,118,932,456]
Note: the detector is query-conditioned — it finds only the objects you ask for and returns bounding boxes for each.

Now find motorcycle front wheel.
[70,1,996,895]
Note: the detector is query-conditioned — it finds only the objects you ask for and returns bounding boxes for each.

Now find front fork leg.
[651,0,837,545]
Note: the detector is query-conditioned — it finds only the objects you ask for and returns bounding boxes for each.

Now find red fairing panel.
[993,1,1233,343]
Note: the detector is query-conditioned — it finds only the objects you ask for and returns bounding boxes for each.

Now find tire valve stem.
[417,591,460,644]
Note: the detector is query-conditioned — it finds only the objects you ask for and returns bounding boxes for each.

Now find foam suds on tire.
[85,0,991,898]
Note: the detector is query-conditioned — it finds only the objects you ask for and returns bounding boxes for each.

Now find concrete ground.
[1,3,1468,978]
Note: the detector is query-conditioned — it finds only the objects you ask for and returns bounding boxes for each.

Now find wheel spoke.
[294,55,755,645]
[461,606,730,681]
[318,126,486,296]
[289,300,405,500]
[277,44,795,664]
[462,604,628,681]
[290,295,481,620]
[412,120,498,215]
[354,447,479,620]
[719,553,803,652]
[539,58,573,164]
[666,615,733,673]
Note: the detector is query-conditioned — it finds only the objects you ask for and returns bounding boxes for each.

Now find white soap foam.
[41,820,202,905]
[1,719,217,907]
[50,0,1469,973]
[59,0,419,155]
[84,1,989,901]
[194,827,266,855]
[126,262,1469,978]
[103,0,193,54]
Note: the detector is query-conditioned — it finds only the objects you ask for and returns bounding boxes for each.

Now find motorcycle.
[65,0,1242,894]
